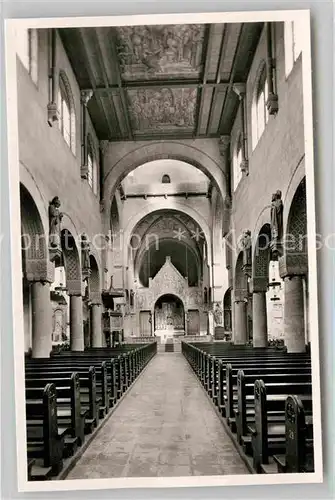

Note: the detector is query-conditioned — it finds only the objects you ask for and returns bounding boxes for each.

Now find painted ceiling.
[59,22,263,140]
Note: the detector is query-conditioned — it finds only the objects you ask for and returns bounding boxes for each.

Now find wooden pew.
[26,383,64,479]
[223,362,311,420]
[25,372,84,448]
[235,369,312,444]
[248,380,312,472]
[26,366,98,432]
[273,395,314,473]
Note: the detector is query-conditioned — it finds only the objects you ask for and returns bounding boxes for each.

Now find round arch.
[234,251,248,301]
[135,236,201,287]
[252,223,271,290]
[122,202,212,267]
[154,292,185,310]
[283,161,306,236]
[61,228,82,295]
[223,287,232,332]
[284,177,308,264]
[19,166,49,238]
[20,183,50,282]
[102,142,227,230]
[153,293,185,336]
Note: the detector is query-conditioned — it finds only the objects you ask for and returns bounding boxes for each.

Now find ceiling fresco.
[115,24,206,81]
[59,23,263,140]
[126,87,198,133]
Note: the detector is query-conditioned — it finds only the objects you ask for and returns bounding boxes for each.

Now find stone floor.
[66,353,250,479]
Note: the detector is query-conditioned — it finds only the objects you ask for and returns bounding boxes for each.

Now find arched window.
[87,137,98,195]
[284,21,304,76]
[58,71,76,154]
[16,28,38,84]
[252,63,269,149]
[233,135,243,191]
[162,174,171,184]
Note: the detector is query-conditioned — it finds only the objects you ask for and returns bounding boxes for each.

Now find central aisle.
[66,353,249,479]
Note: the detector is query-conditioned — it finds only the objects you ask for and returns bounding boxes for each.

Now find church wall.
[17,29,103,256]
[230,23,305,259]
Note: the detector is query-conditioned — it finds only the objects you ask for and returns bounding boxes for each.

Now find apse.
[139,239,199,287]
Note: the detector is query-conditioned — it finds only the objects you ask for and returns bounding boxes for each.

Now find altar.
[154,294,185,342]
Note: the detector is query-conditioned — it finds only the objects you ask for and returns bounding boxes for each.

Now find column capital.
[240,159,249,176]
[90,291,102,306]
[279,253,308,279]
[232,83,246,99]
[249,277,268,293]
[218,135,230,155]
[25,259,55,284]
[99,140,109,155]
[80,89,93,106]
[67,279,82,296]
[233,289,248,302]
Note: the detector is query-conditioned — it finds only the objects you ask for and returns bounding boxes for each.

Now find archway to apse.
[102,143,228,229]
[154,294,185,342]
[128,208,207,289]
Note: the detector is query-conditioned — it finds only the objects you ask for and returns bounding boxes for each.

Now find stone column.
[69,294,84,351]
[279,254,308,353]
[31,281,53,358]
[252,292,268,347]
[91,303,102,347]
[283,276,305,353]
[250,277,268,348]
[233,300,248,344]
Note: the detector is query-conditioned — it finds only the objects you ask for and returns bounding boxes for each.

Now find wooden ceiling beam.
[81,81,230,93]
[78,28,115,140]
[206,24,229,135]
[218,24,246,134]
[93,29,128,140]
[218,23,263,135]
[196,25,218,136]
[108,31,134,141]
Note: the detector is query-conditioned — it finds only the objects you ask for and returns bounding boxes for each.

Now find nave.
[66,353,249,479]
[15,18,317,483]
[25,340,314,481]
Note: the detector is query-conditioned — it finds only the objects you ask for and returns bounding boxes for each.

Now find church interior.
[15,20,315,481]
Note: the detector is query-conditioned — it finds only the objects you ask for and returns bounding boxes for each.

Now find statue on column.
[270,190,284,257]
[204,287,208,304]
[81,233,91,278]
[270,190,284,242]
[130,289,135,307]
[49,196,63,248]
[238,229,252,276]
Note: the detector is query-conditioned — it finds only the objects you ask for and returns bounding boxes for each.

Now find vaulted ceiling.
[59,22,263,141]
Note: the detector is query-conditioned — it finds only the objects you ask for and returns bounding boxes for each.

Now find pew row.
[25,341,157,480]
[181,341,314,475]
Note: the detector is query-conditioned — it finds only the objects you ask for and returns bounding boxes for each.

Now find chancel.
[13,17,318,483]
